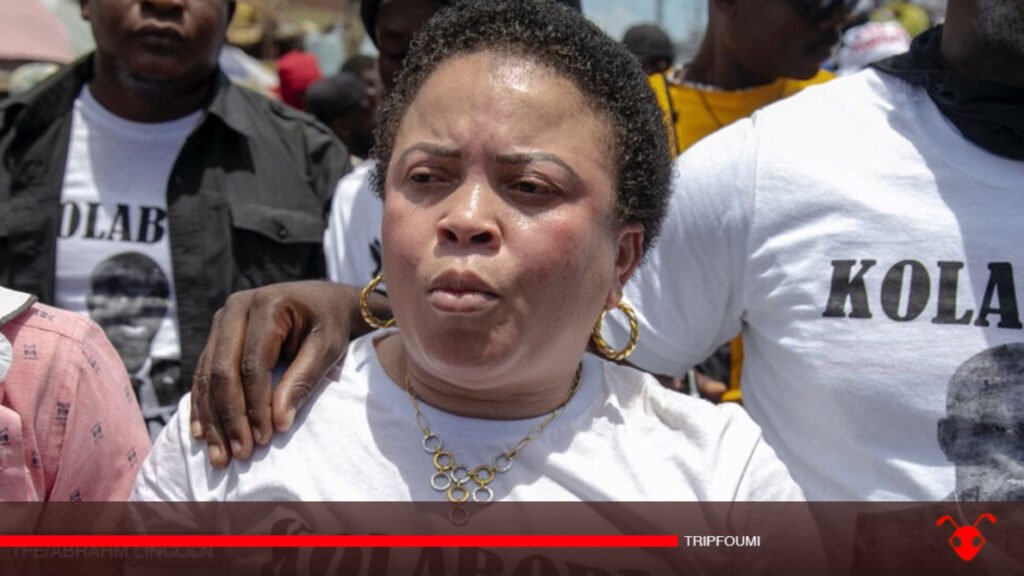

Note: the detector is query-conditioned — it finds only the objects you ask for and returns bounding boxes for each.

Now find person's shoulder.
[0,58,84,138]
[4,300,95,345]
[761,67,905,121]
[599,359,759,440]
[790,68,835,91]
[671,110,759,197]
[220,80,339,144]
[728,68,910,167]
[310,331,379,402]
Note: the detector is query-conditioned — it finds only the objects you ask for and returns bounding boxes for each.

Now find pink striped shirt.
[0,287,150,501]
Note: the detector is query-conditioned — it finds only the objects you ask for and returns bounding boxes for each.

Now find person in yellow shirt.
[650,0,856,400]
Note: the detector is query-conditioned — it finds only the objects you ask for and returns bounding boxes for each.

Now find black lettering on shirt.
[108,204,131,242]
[411,548,446,576]
[85,201,104,239]
[137,206,168,243]
[511,556,560,576]
[823,259,1022,331]
[933,261,973,325]
[458,548,504,576]
[881,260,930,322]
[823,259,876,318]
[974,263,1023,329]
[59,201,167,244]
[59,202,81,238]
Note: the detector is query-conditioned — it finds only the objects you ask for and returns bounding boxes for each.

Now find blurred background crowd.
[1,0,946,102]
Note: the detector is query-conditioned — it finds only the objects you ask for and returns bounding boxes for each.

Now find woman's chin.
[412,338,515,380]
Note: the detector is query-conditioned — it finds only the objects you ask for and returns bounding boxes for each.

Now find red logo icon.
[937,513,997,562]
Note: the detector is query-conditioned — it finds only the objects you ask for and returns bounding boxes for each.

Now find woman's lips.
[427,288,499,313]
[427,270,500,312]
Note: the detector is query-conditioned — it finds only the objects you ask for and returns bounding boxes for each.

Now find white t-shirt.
[55,86,200,437]
[606,69,1024,501]
[133,331,803,503]
[323,160,383,285]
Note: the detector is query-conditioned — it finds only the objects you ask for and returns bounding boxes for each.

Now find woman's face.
[382,51,642,388]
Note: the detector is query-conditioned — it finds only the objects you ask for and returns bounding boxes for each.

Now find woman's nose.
[436,181,501,250]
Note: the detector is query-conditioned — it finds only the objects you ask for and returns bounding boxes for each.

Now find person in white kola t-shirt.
[604,0,1024,503]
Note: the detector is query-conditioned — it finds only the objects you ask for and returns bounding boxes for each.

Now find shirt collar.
[0,287,35,329]
[202,71,257,139]
[0,287,36,384]
[3,53,255,142]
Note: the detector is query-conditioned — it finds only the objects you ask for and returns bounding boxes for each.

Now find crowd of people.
[1,0,1021,569]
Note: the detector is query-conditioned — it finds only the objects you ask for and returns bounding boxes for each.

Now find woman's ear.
[605,224,644,309]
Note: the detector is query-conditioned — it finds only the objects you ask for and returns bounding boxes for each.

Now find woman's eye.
[409,171,444,185]
[511,179,554,195]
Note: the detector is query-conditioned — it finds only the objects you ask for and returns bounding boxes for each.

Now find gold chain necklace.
[403,364,582,507]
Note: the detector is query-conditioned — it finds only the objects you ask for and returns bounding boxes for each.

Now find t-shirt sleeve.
[730,418,805,502]
[323,167,383,286]
[715,405,829,575]
[131,394,205,501]
[50,321,151,501]
[323,177,347,282]
[604,119,758,377]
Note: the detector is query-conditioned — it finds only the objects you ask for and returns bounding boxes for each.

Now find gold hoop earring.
[591,301,639,362]
[360,274,395,329]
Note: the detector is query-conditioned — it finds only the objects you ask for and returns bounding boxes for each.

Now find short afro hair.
[360,0,582,47]
[371,0,672,255]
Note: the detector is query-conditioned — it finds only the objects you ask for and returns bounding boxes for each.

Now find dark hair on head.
[360,0,581,47]
[305,72,367,123]
[371,0,672,254]
[90,252,170,300]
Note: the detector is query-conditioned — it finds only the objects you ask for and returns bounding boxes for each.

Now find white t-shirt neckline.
[352,329,603,444]
[893,72,1022,190]
[78,85,202,141]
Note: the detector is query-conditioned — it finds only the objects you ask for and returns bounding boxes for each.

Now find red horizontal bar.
[0,535,678,549]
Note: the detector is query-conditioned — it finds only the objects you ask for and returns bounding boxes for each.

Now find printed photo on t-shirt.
[85,252,180,436]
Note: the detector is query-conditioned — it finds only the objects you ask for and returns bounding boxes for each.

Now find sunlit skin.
[375,0,447,93]
[942,0,1024,88]
[688,0,846,90]
[375,52,643,420]
[82,0,232,122]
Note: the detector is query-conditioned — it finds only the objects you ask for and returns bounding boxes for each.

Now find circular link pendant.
[430,472,452,491]
[494,454,514,473]
[470,466,495,486]
[451,466,471,483]
[433,450,455,471]
[422,434,443,453]
[448,506,470,526]
[448,484,470,504]
[472,486,494,503]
